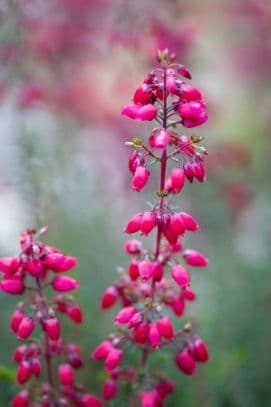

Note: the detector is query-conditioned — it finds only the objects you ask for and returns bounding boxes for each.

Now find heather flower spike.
[0,227,101,406]
[94,49,210,405]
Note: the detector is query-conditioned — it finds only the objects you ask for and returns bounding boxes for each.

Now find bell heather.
[0,227,101,407]
[93,49,210,406]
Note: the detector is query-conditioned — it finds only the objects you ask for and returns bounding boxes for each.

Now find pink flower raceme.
[0,227,96,405]
[96,50,210,406]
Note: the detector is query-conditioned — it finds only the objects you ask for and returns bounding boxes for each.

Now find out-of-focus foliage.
[0,0,270,406]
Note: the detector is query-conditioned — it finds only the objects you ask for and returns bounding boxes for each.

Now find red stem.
[36,276,56,403]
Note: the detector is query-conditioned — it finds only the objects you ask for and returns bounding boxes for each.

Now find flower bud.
[103,379,118,400]
[171,265,190,288]
[156,316,174,341]
[183,249,208,267]
[180,212,199,231]
[152,262,164,281]
[1,278,25,295]
[150,129,170,150]
[132,166,150,192]
[31,358,41,376]
[176,348,196,375]
[181,84,202,101]
[100,287,118,310]
[0,256,20,274]
[91,340,113,360]
[193,338,209,362]
[133,322,149,344]
[58,363,74,386]
[192,160,205,182]
[17,317,35,340]
[124,213,142,234]
[11,309,26,333]
[124,239,142,255]
[25,258,43,276]
[78,394,102,407]
[177,64,192,79]
[155,379,175,400]
[178,101,208,128]
[11,390,30,407]
[128,259,139,281]
[114,306,136,325]
[44,253,77,272]
[13,345,27,363]
[51,276,79,292]
[137,104,157,121]
[170,212,185,236]
[148,322,161,348]
[140,212,157,236]
[67,304,83,323]
[105,348,122,371]
[183,162,194,183]
[17,360,32,384]
[140,391,156,407]
[133,85,152,105]
[138,260,153,283]
[170,168,185,194]
[44,317,61,340]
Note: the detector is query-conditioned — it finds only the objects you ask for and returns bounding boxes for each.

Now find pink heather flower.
[13,345,27,363]
[100,286,118,310]
[103,379,118,401]
[58,363,74,386]
[133,85,152,105]
[171,265,190,288]
[44,253,77,272]
[11,390,30,407]
[177,64,192,79]
[184,288,196,301]
[149,129,170,150]
[92,340,113,360]
[170,167,185,193]
[170,212,185,236]
[31,358,41,376]
[134,322,150,344]
[132,166,150,192]
[155,379,175,400]
[137,104,157,121]
[156,316,174,341]
[178,101,208,128]
[181,84,202,101]
[124,239,142,255]
[121,104,139,119]
[170,296,185,316]
[44,317,61,340]
[17,317,35,340]
[192,160,205,182]
[67,304,83,323]
[78,394,103,407]
[183,249,208,267]
[51,276,79,291]
[138,260,154,283]
[127,312,142,328]
[105,348,123,371]
[183,161,194,183]
[11,309,26,333]
[0,278,25,295]
[176,348,196,375]
[148,322,161,348]
[17,360,32,384]
[140,391,156,407]
[140,212,157,236]
[0,256,20,274]
[25,258,43,276]
[114,306,136,325]
[192,338,209,362]
[152,262,164,281]
[180,212,199,231]
[124,213,142,234]
[128,259,140,281]
[121,103,157,121]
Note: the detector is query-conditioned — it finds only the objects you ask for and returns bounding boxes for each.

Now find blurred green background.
[0,0,270,406]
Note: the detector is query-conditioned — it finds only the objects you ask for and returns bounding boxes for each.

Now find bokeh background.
[0,0,270,405]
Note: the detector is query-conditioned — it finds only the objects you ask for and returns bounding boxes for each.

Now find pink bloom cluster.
[93,49,209,406]
[0,227,101,407]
